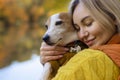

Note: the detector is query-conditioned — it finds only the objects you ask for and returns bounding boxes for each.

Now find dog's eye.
[45,25,48,29]
[55,21,63,25]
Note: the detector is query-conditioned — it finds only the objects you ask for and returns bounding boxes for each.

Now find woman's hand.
[40,42,69,64]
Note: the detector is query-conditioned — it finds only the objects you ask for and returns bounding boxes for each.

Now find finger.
[40,55,63,64]
[40,42,54,51]
[40,42,69,51]
[54,46,69,51]
[41,51,66,56]
[40,46,69,52]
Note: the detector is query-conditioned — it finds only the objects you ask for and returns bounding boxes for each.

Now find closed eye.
[85,22,93,27]
[74,24,80,32]
[55,21,63,25]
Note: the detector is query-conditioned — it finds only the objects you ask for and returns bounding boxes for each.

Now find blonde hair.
[69,0,120,33]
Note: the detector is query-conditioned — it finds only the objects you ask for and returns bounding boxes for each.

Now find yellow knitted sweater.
[52,49,120,80]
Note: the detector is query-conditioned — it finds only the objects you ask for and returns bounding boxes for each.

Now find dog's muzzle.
[42,34,53,45]
[42,34,62,45]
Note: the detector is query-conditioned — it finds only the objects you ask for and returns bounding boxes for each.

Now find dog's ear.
[59,13,71,21]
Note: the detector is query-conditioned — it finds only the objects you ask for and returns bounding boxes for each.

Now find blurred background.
[0,0,70,80]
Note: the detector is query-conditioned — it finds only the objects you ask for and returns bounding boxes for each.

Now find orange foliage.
[0,0,45,68]
[0,0,69,68]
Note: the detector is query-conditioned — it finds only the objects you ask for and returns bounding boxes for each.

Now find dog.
[40,12,88,80]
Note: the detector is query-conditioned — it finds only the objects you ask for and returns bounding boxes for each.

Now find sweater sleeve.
[52,49,120,80]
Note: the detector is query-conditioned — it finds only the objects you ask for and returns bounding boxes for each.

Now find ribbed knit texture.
[52,49,120,80]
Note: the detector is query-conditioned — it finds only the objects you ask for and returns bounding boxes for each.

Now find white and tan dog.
[42,13,79,46]
[40,12,88,80]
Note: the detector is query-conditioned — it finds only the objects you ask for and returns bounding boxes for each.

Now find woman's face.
[73,3,115,47]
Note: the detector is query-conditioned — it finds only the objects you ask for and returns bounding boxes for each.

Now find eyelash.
[85,22,92,26]
[74,22,93,32]
[74,25,80,32]
[84,19,94,27]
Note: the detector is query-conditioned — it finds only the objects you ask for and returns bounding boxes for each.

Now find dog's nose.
[43,34,50,43]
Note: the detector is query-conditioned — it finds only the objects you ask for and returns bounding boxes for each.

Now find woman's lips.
[84,39,95,46]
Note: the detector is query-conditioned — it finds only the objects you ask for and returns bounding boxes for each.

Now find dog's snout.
[43,34,50,42]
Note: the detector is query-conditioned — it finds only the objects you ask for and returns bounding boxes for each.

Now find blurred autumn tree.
[0,0,70,68]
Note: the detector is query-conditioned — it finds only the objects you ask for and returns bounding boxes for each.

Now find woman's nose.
[78,29,88,39]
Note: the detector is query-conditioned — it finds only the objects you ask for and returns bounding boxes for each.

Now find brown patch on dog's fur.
[59,12,71,21]
[59,13,74,32]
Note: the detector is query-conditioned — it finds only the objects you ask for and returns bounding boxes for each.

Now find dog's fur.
[40,12,88,80]
[42,13,79,46]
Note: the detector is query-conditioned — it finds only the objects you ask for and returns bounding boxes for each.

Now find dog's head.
[43,12,79,46]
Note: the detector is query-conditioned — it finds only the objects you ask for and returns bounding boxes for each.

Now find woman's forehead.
[73,3,91,21]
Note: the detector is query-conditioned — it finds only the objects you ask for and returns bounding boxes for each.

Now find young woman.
[40,0,120,79]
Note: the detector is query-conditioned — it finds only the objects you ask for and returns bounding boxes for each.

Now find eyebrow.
[81,16,90,23]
